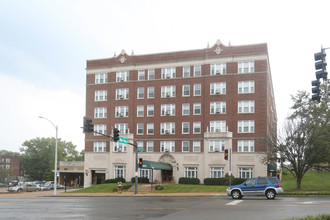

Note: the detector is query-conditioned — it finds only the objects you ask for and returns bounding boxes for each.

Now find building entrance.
[161,170,173,183]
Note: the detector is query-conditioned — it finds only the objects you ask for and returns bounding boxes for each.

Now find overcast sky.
[1,0,329,153]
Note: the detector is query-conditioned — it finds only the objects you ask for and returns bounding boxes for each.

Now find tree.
[267,91,330,189]
[20,137,81,180]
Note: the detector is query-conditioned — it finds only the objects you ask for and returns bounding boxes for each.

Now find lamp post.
[39,116,58,196]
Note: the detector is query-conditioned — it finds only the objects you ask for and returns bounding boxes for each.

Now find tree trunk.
[296,177,302,190]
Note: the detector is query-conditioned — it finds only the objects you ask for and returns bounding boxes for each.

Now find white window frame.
[182,141,190,152]
[113,142,127,152]
[136,141,144,151]
[148,69,155,80]
[182,122,190,134]
[160,141,175,152]
[210,167,224,178]
[94,142,106,152]
[210,121,226,133]
[116,71,129,82]
[139,169,150,179]
[193,141,201,152]
[147,87,155,98]
[161,67,176,79]
[115,123,129,134]
[182,85,190,97]
[94,107,107,118]
[95,73,108,84]
[238,120,255,133]
[238,61,254,74]
[210,102,226,114]
[161,86,176,98]
[137,105,144,117]
[147,123,154,135]
[209,140,225,152]
[238,101,255,113]
[160,122,175,134]
[115,106,128,118]
[239,167,253,178]
[95,90,107,101]
[238,140,255,152]
[193,121,201,134]
[147,105,154,117]
[94,124,107,136]
[238,81,255,94]
[193,103,201,115]
[183,66,190,78]
[184,167,198,178]
[210,82,226,95]
[182,103,190,115]
[114,166,126,178]
[137,123,144,135]
[194,65,201,77]
[116,88,129,100]
[161,104,175,116]
[137,87,144,99]
[210,63,226,75]
[147,141,154,152]
[193,84,201,96]
[138,70,145,81]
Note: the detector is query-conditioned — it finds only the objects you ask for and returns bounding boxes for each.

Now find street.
[1,196,330,219]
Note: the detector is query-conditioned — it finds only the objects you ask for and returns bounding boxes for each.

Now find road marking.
[226,200,243,206]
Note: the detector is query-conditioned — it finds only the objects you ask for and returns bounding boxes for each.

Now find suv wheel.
[231,190,242,199]
[266,189,276,199]
[17,188,23,193]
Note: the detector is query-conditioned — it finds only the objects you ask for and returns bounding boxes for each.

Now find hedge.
[204,178,227,185]
[130,177,150,184]
[178,177,200,184]
[102,177,126,184]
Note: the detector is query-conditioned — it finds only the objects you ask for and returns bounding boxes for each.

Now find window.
[209,140,225,152]
[6,164,10,169]
[182,103,190,115]
[116,88,129,100]
[137,123,144,135]
[194,84,201,96]
[137,87,144,99]
[94,124,106,136]
[116,71,129,82]
[238,81,255,94]
[183,66,190,78]
[238,101,255,113]
[182,122,189,134]
[210,63,226,75]
[161,67,176,79]
[239,167,253,178]
[160,141,175,152]
[148,69,155,80]
[210,102,226,114]
[161,86,176,98]
[160,122,175,134]
[238,120,255,133]
[147,105,154,116]
[137,141,144,151]
[210,167,224,178]
[238,140,255,152]
[184,167,198,178]
[193,103,201,115]
[115,106,128,117]
[210,121,226,133]
[95,90,107,101]
[115,123,129,134]
[193,141,201,152]
[238,61,254,74]
[147,141,154,152]
[93,142,106,152]
[137,105,144,117]
[182,85,190,96]
[182,141,190,152]
[194,65,201,77]
[95,107,107,118]
[161,104,175,116]
[5,158,10,163]
[147,123,154,135]
[114,166,126,178]
[257,178,268,184]
[139,169,150,179]
[114,142,127,152]
[147,87,155,98]
[210,82,226,95]
[193,121,201,134]
[95,73,107,84]
[138,70,145,80]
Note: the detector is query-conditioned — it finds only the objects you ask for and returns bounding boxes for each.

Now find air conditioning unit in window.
[118,148,122,152]
[165,130,170,134]
[120,78,125,82]
[216,108,221,113]
[166,74,171,78]
[166,92,171,97]
[216,89,221,94]
[166,110,170,115]
[215,129,221,133]
[120,113,124,117]
[119,95,124,99]
[215,148,220,152]
[165,149,169,152]
[216,71,221,75]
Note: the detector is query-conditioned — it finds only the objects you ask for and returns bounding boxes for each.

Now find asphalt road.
[1,196,330,220]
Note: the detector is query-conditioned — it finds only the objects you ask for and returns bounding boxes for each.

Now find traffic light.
[311,80,320,102]
[83,117,94,133]
[314,49,328,81]
[139,158,143,168]
[224,149,228,160]
[113,128,120,142]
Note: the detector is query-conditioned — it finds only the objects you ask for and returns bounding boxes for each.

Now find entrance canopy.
[142,160,172,170]
[267,164,277,173]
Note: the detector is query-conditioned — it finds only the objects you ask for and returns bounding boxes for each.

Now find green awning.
[268,164,277,172]
[141,160,172,170]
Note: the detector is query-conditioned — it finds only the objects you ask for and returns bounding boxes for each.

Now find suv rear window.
[268,177,279,184]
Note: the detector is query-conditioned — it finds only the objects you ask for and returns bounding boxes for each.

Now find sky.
[1,0,329,153]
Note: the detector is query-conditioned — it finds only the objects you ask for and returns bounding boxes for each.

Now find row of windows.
[0,158,11,163]
[0,164,10,169]
[94,61,255,84]
[93,140,255,153]
[95,100,255,119]
[114,166,253,179]
[93,120,255,136]
[94,81,255,101]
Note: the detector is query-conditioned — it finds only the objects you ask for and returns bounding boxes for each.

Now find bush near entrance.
[179,177,200,184]
[130,177,150,183]
[102,177,126,184]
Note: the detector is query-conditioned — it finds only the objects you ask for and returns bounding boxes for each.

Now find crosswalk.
[226,200,244,205]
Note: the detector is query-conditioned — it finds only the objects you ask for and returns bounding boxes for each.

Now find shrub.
[155,185,164,190]
[204,178,227,185]
[130,177,150,184]
[178,177,200,185]
[232,178,247,185]
[102,177,126,184]
[112,183,132,192]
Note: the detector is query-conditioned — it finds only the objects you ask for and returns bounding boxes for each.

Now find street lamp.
[39,116,58,196]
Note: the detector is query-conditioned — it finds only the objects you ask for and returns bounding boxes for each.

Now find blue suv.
[226,176,283,199]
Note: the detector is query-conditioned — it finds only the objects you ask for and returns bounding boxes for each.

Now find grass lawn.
[68,183,119,193]
[151,184,227,193]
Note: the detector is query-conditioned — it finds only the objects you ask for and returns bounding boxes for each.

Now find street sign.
[137,149,146,152]
[118,136,129,144]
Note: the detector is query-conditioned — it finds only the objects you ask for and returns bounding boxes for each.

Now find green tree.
[20,137,81,180]
[267,91,330,189]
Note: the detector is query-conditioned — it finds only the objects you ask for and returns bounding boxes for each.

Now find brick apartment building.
[0,154,22,178]
[83,39,277,187]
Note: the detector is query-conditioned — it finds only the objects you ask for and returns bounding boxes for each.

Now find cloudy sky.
[1,0,329,153]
